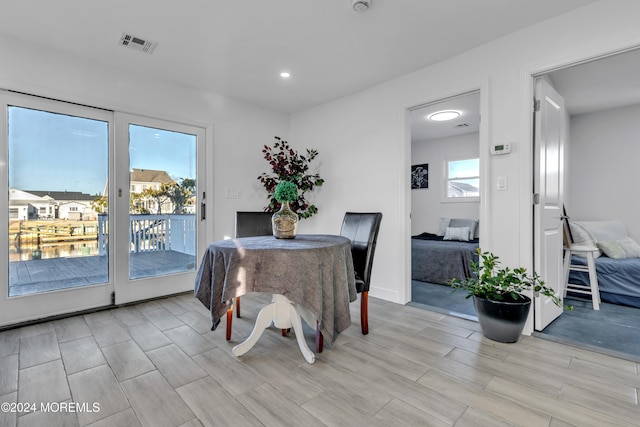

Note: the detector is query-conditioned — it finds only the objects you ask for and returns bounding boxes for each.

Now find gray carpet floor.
[410,280,640,362]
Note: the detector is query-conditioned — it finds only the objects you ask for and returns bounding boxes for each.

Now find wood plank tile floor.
[1,293,638,426]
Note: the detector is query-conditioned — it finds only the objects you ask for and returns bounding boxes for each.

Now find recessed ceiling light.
[428,110,460,121]
[352,0,371,12]
[280,72,291,78]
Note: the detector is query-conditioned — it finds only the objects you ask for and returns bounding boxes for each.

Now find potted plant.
[448,249,562,343]
[258,137,324,219]
[271,181,299,239]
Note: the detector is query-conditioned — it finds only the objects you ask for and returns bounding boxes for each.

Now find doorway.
[533,47,640,360]
[409,91,481,319]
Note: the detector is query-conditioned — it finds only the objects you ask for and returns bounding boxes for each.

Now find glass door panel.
[0,91,114,327]
[8,107,109,295]
[113,113,205,304]
[128,124,197,279]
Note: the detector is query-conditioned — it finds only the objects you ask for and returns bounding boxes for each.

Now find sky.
[9,107,196,195]
[449,158,479,179]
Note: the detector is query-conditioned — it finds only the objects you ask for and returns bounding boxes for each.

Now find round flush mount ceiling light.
[352,0,371,13]
[428,110,461,121]
[280,72,291,78]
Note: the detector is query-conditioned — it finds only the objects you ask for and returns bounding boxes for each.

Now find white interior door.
[113,113,206,304]
[533,78,565,330]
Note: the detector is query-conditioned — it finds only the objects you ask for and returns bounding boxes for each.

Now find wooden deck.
[8,251,196,297]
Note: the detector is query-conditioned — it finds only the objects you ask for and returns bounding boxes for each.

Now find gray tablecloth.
[194,234,357,345]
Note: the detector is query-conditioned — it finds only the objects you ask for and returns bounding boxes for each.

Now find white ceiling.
[548,47,640,116]
[410,92,480,142]
[410,47,640,142]
[0,0,598,114]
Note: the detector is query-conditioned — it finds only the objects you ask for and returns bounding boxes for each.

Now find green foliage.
[96,177,195,215]
[168,178,196,214]
[448,248,563,307]
[273,181,298,203]
[91,196,108,214]
[258,136,324,219]
[139,185,172,215]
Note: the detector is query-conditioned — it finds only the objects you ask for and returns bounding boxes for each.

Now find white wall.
[289,0,640,308]
[411,132,480,235]
[3,1,640,332]
[0,33,289,245]
[567,103,640,241]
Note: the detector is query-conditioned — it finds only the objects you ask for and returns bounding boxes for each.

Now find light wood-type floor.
[1,293,638,426]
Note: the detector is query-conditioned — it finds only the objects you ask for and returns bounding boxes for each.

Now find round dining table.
[194,234,357,363]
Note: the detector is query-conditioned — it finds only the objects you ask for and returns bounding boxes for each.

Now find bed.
[568,256,640,308]
[411,218,479,285]
[567,220,640,309]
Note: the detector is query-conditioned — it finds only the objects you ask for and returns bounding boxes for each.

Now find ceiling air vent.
[119,32,157,54]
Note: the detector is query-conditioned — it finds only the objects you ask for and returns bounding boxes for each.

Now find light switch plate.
[225,188,240,199]
[497,176,507,191]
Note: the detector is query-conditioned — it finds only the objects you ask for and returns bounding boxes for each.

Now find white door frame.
[113,112,207,304]
[403,79,491,304]
[521,43,640,335]
[0,91,115,326]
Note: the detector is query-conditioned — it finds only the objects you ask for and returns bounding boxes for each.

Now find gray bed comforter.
[411,233,479,284]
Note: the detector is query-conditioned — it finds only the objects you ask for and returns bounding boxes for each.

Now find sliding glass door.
[113,113,206,304]
[0,94,207,326]
[0,92,114,325]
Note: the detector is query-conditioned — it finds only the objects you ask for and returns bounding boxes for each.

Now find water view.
[9,218,101,261]
[10,240,100,262]
[6,106,197,298]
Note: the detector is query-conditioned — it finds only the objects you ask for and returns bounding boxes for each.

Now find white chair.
[564,245,600,310]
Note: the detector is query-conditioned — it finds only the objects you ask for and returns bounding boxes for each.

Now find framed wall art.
[411,163,428,189]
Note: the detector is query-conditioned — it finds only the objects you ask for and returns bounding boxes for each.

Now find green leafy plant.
[258,136,324,219]
[274,181,298,203]
[448,249,563,307]
[92,177,195,215]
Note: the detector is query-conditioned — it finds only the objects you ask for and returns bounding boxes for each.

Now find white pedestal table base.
[232,294,316,364]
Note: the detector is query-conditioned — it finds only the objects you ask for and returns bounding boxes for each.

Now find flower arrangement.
[273,181,298,203]
[258,136,324,219]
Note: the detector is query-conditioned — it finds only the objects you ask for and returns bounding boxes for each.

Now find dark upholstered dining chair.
[226,211,273,340]
[316,212,382,352]
[235,211,273,239]
[340,212,382,335]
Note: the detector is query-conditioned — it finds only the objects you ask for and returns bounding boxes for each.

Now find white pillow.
[574,220,627,242]
[449,218,478,240]
[619,237,640,257]
[443,226,470,242]
[569,222,601,258]
[597,237,640,259]
[437,218,450,236]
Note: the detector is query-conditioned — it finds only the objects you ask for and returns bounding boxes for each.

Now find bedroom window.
[445,158,479,200]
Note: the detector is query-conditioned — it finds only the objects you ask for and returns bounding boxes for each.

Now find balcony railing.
[97,213,196,256]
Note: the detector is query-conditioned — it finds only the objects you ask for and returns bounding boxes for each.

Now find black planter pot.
[473,295,531,343]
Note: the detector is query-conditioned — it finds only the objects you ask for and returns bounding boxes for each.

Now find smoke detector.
[119,32,158,54]
[352,0,371,12]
